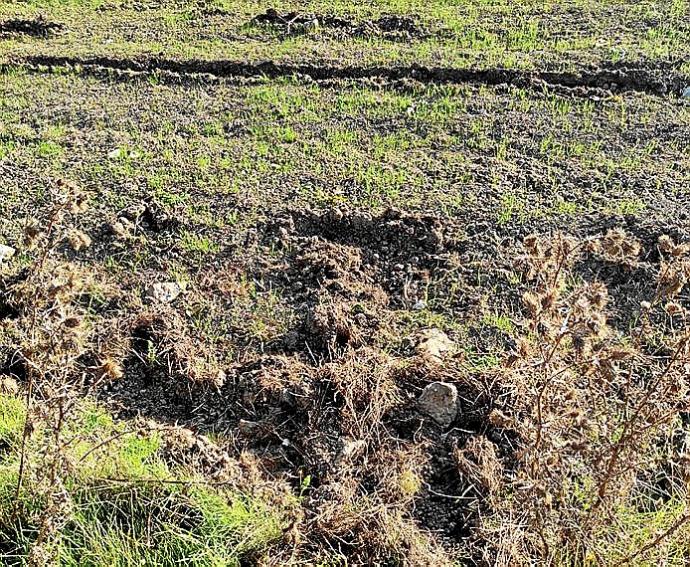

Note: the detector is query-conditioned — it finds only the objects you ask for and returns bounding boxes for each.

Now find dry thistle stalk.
[476,231,690,564]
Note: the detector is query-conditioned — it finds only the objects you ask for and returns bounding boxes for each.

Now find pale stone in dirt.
[0,244,16,264]
[417,381,458,428]
[0,377,19,395]
[415,328,455,361]
[147,282,183,303]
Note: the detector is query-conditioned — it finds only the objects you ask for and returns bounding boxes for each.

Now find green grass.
[0,394,25,451]
[1,0,688,71]
[0,395,295,565]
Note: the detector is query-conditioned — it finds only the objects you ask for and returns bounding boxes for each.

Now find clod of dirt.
[146,282,183,303]
[0,18,64,38]
[417,382,458,428]
[373,15,420,35]
[108,217,135,239]
[414,328,455,362]
[163,427,237,480]
[0,244,16,265]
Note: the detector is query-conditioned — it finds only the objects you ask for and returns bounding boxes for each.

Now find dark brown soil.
[251,8,426,40]
[14,55,689,97]
[0,18,63,38]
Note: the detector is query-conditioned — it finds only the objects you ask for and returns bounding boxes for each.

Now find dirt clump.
[259,208,461,360]
[251,8,426,40]
[0,18,64,38]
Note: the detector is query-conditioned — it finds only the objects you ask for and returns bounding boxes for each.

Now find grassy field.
[1,0,690,565]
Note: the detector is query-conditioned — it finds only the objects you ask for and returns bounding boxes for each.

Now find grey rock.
[146,282,183,303]
[417,381,458,428]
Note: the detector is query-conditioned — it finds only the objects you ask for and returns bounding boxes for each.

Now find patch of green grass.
[180,231,220,255]
[0,394,26,451]
[482,313,516,336]
[0,394,295,565]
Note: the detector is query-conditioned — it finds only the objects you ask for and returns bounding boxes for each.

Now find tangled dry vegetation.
[0,185,689,565]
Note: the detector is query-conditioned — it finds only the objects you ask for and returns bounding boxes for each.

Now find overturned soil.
[89,203,689,561]
[0,18,63,38]
[14,54,690,97]
[251,8,427,40]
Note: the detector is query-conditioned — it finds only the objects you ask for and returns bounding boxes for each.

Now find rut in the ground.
[9,55,689,97]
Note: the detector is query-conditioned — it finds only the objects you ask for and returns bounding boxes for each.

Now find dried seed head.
[524,234,539,254]
[70,194,89,214]
[101,358,124,381]
[658,235,674,254]
[24,220,42,247]
[665,302,685,316]
[523,292,540,317]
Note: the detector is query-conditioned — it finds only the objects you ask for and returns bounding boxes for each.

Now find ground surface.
[1,1,689,565]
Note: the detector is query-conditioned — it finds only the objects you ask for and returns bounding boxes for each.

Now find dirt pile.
[0,18,63,38]
[251,9,427,40]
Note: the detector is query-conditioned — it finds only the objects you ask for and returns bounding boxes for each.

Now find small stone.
[0,376,19,395]
[417,382,458,428]
[414,328,455,361]
[340,438,366,461]
[683,86,690,99]
[110,217,134,239]
[0,244,16,264]
[412,299,426,311]
[146,282,183,303]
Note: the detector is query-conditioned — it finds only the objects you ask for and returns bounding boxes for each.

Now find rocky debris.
[417,381,458,428]
[0,244,16,264]
[683,86,690,99]
[146,282,183,303]
[414,328,455,362]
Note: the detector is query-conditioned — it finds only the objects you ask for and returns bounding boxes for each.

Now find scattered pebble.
[417,381,458,428]
[146,282,183,303]
[412,299,426,311]
[682,86,690,99]
[414,328,455,361]
[0,244,16,264]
